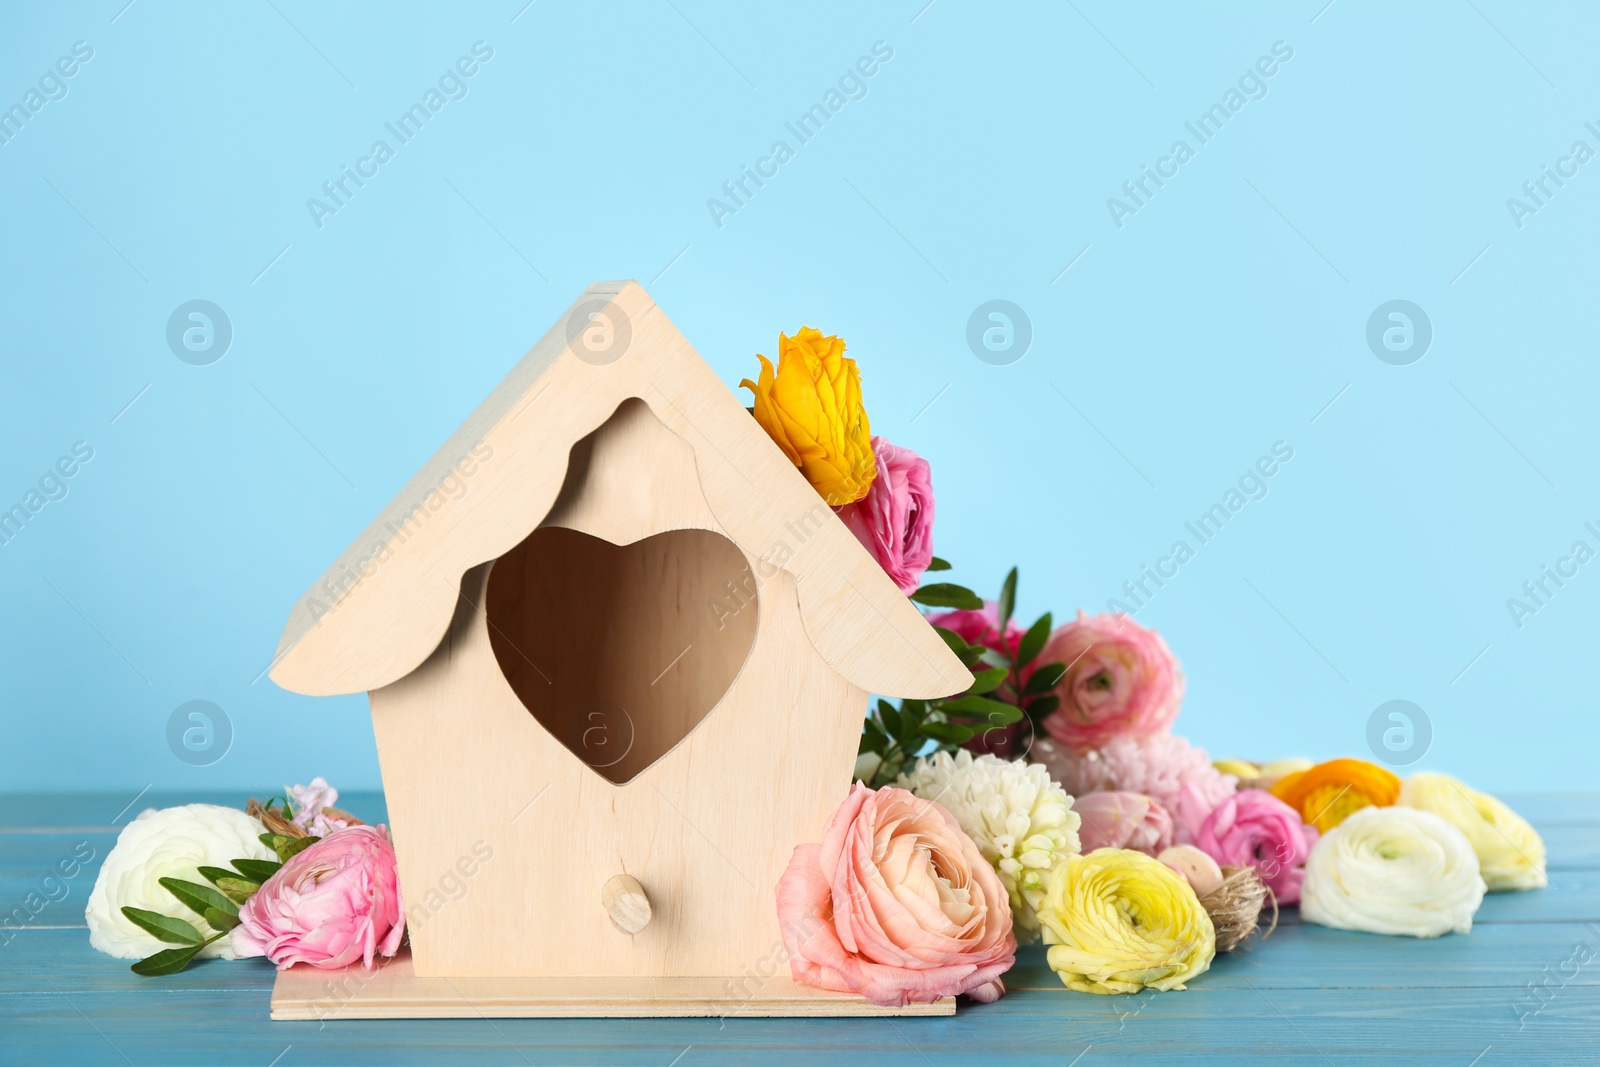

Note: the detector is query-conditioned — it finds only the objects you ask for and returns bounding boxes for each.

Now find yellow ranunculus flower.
[1038,848,1216,995]
[1399,772,1548,892]
[741,327,875,506]
[1212,759,1260,780]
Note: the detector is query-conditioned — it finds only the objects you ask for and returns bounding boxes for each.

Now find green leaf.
[996,568,1018,633]
[977,648,1010,670]
[158,877,238,922]
[860,711,890,755]
[1016,612,1052,669]
[199,865,261,903]
[896,704,926,747]
[202,907,240,932]
[878,702,903,742]
[1024,661,1067,695]
[121,907,204,945]
[910,584,984,610]
[212,876,261,905]
[939,695,1023,722]
[987,703,1026,726]
[198,865,242,888]
[966,667,1009,695]
[921,722,975,745]
[131,943,206,977]
[230,858,283,883]
[277,835,320,862]
[931,626,972,656]
[259,832,291,853]
[926,557,952,572]
[1026,695,1061,719]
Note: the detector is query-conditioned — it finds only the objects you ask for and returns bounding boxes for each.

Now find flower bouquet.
[739,324,1549,1004]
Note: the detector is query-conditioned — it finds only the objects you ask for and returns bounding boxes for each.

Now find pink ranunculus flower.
[776,783,1016,1006]
[835,436,935,595]
[1192,790,1319,905]
[231,825,405,971]
[1039,611,1184,752]
[1074,792,1175,856]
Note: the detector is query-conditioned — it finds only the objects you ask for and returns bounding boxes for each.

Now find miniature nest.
[1198,865,1277,953]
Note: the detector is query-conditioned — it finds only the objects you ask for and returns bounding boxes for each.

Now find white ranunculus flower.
[896,749,1081,941]
[1300,806,1485,938]
[86,804,276,960]
[1398,772,1547,892]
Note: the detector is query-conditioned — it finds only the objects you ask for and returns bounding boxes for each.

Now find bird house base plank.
[269,950,954,1018]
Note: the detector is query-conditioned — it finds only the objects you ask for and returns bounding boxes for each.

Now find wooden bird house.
[267,282,970,1018]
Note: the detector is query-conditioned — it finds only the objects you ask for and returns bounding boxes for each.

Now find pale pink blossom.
[1074,792,1174,855]
[287,777,351,838]
[231,825,404,971]
[1040,612,1184,751]
[1035,732,1236,843]
[776,783,1016,1006]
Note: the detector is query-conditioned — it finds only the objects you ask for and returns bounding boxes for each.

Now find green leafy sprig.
[860,562,1067,788]
[122,831,316,976]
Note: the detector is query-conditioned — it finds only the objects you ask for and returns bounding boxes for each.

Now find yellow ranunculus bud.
[1399,772,1548,892]
[1038,848,1216,995]
[741,328,875,506]
[1212,759,1260,780]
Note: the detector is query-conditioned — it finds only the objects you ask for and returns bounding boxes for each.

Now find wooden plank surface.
[3,792,1597,1065]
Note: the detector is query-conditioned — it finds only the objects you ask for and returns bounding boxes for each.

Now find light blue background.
[2,1,1594,794]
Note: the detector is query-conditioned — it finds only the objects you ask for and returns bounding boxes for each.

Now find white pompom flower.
[896,749,1081,940]
[1301,806,1486,938]
[86,804,276,960]
[1398,772,1547,892]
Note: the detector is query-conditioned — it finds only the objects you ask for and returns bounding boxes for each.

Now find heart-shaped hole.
[485,526,758,784]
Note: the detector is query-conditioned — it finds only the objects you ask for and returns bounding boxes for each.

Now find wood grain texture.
[369,560,866,979]
[267,281,968,701]
[4,791,1598,1064]
[268,949,954,1018]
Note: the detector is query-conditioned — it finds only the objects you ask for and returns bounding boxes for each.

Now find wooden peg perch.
[602,874,651,934]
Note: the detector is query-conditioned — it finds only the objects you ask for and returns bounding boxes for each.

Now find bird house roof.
[268,281,969,699]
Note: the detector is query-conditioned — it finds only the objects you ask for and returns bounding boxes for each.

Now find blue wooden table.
[4,791,1596,1065]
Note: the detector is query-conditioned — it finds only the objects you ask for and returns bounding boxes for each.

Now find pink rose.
[835,436,935,595]
[1040,612,1184,751]
[1074,792,1175,856]
[1192,790,1318,905]
[231,825,405,971]
[776,783,1016,1006]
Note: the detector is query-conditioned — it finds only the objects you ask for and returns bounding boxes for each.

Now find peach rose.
[1040,612,1184,752]
[776,783,1016,1006]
